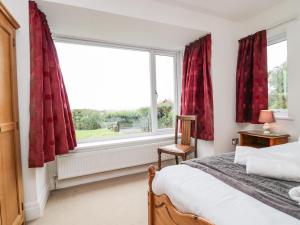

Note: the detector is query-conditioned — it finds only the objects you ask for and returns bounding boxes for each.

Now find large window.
[267,38,288,117]
[55,40,178,143]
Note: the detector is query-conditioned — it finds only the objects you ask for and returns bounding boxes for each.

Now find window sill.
[72,133,177,154]
[275,116,293,121]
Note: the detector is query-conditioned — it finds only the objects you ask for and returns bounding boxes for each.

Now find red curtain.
[181,34,214,141]
[29,1,77,168]
[236,30,268,124]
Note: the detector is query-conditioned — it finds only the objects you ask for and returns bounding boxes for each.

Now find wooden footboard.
[148,166,214,225]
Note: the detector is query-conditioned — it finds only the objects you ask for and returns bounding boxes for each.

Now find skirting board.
[55,159,174,189]
[24,182,50,222]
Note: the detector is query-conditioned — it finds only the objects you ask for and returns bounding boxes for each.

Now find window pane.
[155,55,175,129]
[55,42,151,142]
[267,40,288,111]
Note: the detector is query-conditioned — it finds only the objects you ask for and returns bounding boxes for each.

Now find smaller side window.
[267,38,288,118]
[155,54,176,130]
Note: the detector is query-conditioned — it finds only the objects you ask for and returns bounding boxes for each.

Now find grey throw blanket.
[182,153,300,220]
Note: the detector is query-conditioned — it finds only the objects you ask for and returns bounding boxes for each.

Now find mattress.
[152,164,300,225]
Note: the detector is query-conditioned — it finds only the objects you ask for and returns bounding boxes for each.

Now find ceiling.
[155,0,285,21]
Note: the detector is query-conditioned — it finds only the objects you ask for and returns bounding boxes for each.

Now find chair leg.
[158,150,162,170]
[194,149,198,158]
[175,156,179,164]
[182,154,187,161]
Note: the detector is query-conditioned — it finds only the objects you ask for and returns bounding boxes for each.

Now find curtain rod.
[267,17,298,31]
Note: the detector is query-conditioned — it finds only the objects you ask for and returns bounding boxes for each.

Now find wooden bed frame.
[148,166,214,225]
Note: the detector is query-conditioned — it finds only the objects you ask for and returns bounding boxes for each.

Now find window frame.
[267,32,288,119]
[54,35,181,143]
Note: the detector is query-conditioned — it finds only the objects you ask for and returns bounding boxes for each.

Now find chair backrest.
[175,115,197,148]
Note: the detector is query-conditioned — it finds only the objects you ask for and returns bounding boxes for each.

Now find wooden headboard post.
[148,165,156,225]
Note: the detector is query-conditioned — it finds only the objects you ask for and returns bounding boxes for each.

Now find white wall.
[2,0,49,221]
[237,0,300,141]
[37,1,206,51]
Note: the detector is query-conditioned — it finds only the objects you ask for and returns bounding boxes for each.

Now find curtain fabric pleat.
[29,1,77,168]
[236,30,268,124]
[181,34,214,141]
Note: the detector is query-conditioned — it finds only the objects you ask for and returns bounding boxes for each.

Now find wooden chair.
[157,115,198,170]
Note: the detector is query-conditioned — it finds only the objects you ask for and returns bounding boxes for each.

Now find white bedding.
[152,165,300,225]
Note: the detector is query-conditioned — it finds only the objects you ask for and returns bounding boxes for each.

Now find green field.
[75,128,118,140]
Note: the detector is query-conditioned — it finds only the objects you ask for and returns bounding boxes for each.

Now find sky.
[267,40,287,72]
[55,42,175,111]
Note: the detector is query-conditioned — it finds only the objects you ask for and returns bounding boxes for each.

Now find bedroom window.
[267,37,288,118]
[55,40,178,143]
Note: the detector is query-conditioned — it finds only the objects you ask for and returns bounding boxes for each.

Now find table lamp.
[258,110,275,134]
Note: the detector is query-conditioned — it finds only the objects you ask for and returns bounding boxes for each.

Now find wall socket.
[232,138,239,146]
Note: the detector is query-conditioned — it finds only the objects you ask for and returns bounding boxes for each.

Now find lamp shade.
[258,110,275,123]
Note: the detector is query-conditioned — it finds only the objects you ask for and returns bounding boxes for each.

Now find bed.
[148,153,300,225]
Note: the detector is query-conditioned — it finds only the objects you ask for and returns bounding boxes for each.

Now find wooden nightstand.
[238,130,290,148]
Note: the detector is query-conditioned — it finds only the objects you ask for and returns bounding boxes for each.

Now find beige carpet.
[28,173,148,225]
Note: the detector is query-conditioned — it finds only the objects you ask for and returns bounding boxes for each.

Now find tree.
[268,62,288,109]
[72,109,103,130]
[71,100,174,132]
[157,100,174,129]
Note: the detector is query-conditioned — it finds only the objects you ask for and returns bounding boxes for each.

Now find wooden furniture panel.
[0,2,24,225]
[0,132,20,225]
[0,176,2,225]
[239,130,289,148]
[181,119,192,145]
[0,16,13,123]
[148,166,214,225]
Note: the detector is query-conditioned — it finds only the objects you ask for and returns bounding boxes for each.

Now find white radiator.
[57,138,174,180]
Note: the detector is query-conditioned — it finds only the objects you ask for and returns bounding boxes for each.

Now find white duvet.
[152,165,300,225]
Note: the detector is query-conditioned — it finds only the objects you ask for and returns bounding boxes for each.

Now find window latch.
[155,90,158,98]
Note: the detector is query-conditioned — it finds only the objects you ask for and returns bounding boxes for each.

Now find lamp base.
[263,123,271,135]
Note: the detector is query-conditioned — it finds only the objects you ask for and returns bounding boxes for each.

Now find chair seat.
[158,144,194,155]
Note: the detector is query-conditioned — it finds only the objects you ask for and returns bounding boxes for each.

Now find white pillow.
[246,156,300,182]
[234,146,259,165]
[261,142,300,158]
[235,142,300,165]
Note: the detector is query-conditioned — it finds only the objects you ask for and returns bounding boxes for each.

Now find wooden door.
[0,3,24,225]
